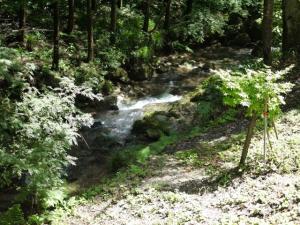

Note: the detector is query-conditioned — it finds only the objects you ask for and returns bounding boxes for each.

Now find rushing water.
[94,93,182,142]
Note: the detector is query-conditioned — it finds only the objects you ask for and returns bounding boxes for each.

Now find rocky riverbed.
[68,46,252,187]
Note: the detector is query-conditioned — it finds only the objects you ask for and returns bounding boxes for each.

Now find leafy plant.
[217,66,293,119]
[216,65,294,166]
[0,204,26,225]
[0,49,102,208]
[175,150,203,167]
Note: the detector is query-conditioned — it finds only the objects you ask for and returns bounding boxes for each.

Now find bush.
[0,204,26,225]
[0,50,101,208]
[172,0,259,45]
[215,63,294,166]
[217,65,294,119]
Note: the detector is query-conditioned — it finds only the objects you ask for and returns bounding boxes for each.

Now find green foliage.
[27,214,45,225]
[133,46,153,62]
[0,50,101,208]
[110,134,179,172]
[0,77,98,192]
[0,204,26,225]
[128,165,146,177]
[217,66,294,119]
[177,9,227,43]
[74,62,106,92]
[173,0,258,44]
[117,10,145,52]
[115,7,163,62]
[196,101,213,121]
[273,0,283,47]
[196,76,224,104]
[25,31,46,50]
[110,145,151,172]
[212,108,238,126]
[171,41,194,53]
[0,1,294,224]
[192,76,230,125]
[41,188,67,209]
[97,47,125,70]
[175,150,203,167]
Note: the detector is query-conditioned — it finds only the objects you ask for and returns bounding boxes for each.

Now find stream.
[0,46,253,211]
[69,80,185,182]
[70,47,253,183]
[94,93,182,143]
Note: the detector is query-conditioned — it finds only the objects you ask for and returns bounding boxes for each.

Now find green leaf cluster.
[0,48,101,207]
[217,65,294,119]
[0,204,26,225]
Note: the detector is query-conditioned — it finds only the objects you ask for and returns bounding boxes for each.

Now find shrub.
[0,49,102,207]
[217,66,294,119]
[215,64,294,166]
[0,204,26,225]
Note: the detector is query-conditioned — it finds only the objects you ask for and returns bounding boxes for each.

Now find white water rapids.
[94,93,182,142]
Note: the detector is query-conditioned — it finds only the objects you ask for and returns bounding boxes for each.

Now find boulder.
[228,33,252,47]
[77,95,118,112]
[107,67,130,84]
[129,63,153,81]
[247,21,262,42]
[99,95,119,111]
[132,112,171,141]
[91,121,103,129]
[92,132,119,150]
[251,42,263,57]
[146,129,163,141]
[102,80,115,95]
[201,63,214,73]
[78,125,121,152]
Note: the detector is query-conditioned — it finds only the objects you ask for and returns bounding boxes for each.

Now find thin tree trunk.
[281,0,288,60]
[184,0,193,16]
[163,0,171,31]
[19,0,26,45]
[66,0,74,34]
[262,0,274,65]
[110,0,117,44]
[143,0,150,32]
[239,114,257,167]
[118,0,123,8]
[281,0,300,63]
[92,0,96,11]
[163,0,172,51]
[87,0,94,62]
[52,0,60,71]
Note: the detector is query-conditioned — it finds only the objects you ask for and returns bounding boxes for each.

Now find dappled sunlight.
[60,109,300,225]
[1,0,300,224]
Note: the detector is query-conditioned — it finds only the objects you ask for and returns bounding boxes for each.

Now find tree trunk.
[262,0,274,65]
[52,0,60,71]
[19,0,26,45]
[118,0,123,8]
[66,0,74,34]
[163,0,171,31]
[92,0,96,11]
[282,0,300,62]
[184,0,193,16]
[239,114,257,167]
[87,0,94,62]
[282,0,288,60]
[143,0,150,32]
[110,0,117,44]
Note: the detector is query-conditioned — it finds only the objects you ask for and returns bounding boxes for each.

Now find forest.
[0,0,299,224]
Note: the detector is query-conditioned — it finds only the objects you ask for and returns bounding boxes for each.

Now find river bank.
[67,46,252,189]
